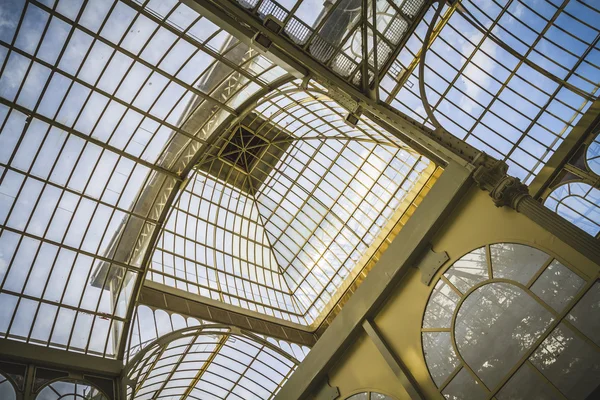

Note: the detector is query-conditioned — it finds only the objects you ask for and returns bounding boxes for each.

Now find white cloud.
[459,33,497,115]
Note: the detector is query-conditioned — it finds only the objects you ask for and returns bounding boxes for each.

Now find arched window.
[346,391,395,399]
[586,133,600,176]
[124,324,302,399]
[545,182,600,237]
[0,372,16,400]
[422,243,599,399]
[36,379,108,400]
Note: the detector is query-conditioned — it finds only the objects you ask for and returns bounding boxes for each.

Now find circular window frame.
[420,241,596,398]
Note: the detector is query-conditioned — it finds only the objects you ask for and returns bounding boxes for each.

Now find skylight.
[381,0,600,184]
[148,80,434,326]
[4,0,594,366]
[0,0,287,358]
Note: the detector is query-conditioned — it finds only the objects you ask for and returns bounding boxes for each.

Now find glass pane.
[423,332,460,387]
[491,243,549,285]
[442,369,487,400]
[497,363,561,400]
[455,282,554,388]
[127,328,300,400]
[587,134,600,175]
[371,393,394,400]
[423,280,461,328]
[530,323,600,400]
[531,260,585,312]
[346,393,368,400]
[0,373,16,400]
[568,282,600,346]
[36,380,108,400]
[444,247,488,294]
[545,183,600,237]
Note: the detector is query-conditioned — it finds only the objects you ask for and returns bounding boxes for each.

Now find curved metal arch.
[420,238,598,292]
[198,82,413,156]
[122,324,301,400]
[117,76,295,359]
[343,389,398,400]
[35,378,110,400]
[141,74,434,328]
[544,181,600,237]
[584,131,600,176]
[254,84,414,147]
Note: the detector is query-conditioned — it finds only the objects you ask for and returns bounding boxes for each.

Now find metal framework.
[148,78,434,327]
[123,324,305,399]
[422,242,599,399]
[382,0,600,183]
[0,0,599,399]
[0,0,290,360]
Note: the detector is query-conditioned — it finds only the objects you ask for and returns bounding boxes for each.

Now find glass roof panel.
[587,132,600,174]
[0,372,16,400]
[381,0,600,184]
[124,325,301,400]
[545,182,600,237]
[149,79,434,326]
[125,304,311,366]
[0,0,287,358]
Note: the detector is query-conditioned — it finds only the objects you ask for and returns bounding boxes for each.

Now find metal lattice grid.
[0,0,288,358]
[230,0,427,85]
[125,304,311,365]
[544,182,600,238]
[36,379,109,400]
[124,325,302,400]
[148,79,434,326]
[381,0,600,184]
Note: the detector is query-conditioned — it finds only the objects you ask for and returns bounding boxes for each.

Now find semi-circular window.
[346,392,395,400]
[422,243,599,399]
[124,324,301,399]
[586,133,600,176]
[36,379,108,400]
[0,372,16,400]
[545,182,600,238]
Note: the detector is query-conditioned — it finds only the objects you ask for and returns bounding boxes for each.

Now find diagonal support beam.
[362,319,424,400]
[274,161,474,399]
[139,282,317,346]
[182,0,482,168]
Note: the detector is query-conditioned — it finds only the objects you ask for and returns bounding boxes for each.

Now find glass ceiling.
[0,0,433,358]
[0,0,597,366]
[126,304,310,364]
[0,0,287,358]
[124,324,305,399]
[148,79,433,326]
[380,0,600,184]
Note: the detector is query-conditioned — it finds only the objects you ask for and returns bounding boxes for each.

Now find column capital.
[472,156,529,209]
